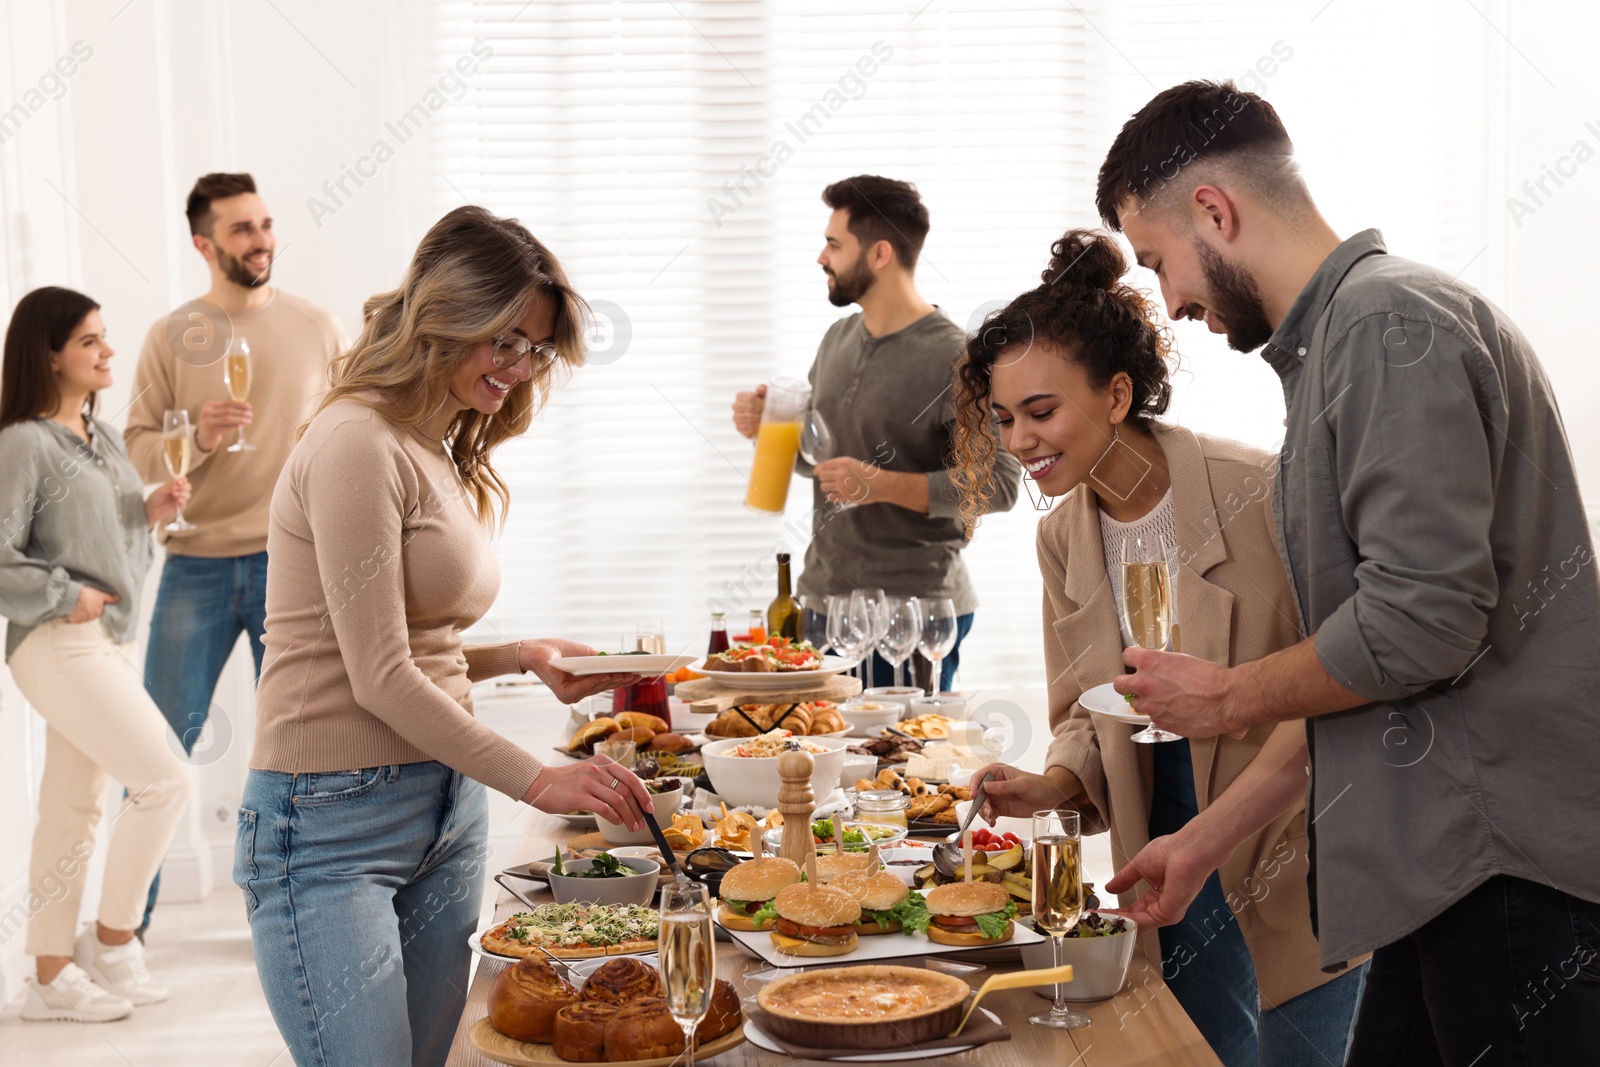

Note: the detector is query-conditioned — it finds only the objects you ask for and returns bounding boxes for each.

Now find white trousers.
[10,618,191,956]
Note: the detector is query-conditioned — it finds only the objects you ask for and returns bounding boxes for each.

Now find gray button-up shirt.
[794,310,1021,615]
[0,417,153,659]
[1265,229,1600,967]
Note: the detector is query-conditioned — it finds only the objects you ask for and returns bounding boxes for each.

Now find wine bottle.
[767,552,801,641]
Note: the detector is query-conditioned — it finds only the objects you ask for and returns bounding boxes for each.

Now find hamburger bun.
[770,882,861,956]
[832,870,911,935]
[718,857,801,931]
[925,881,1014,947]
[813,852,874,883]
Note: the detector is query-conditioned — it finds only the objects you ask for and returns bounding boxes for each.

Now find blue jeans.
[139,551,268,933]
[234,762,489,1067]
[1151,740,1366,1067]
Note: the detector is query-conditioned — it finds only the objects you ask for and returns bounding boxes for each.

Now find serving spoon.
[930,771,994,876]
[948,964,1076,1037]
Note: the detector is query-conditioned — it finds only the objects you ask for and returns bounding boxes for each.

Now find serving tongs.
[948,964,1076,1037]
[643,800,693,887]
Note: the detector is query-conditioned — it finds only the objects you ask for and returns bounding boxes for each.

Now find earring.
[1024,477,1054,512]
[1086,425,1152,504]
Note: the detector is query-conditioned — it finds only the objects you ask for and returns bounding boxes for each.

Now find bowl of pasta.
[699,731,849,809]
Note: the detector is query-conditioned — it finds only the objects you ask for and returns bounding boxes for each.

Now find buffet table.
[445,804,1222,1066]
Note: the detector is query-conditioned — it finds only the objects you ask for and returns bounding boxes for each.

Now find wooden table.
[446,808,1221,1066]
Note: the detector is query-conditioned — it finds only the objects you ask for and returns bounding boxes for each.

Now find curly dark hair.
[950,229,1174,531]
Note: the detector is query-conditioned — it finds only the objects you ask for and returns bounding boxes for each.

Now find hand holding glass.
[1120,535,1182,743]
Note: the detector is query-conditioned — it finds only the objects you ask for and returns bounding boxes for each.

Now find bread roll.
[579,956,663,1005]
[694,978,742,1042]
[486,957,579,1044]
[605,998,686,1061]
[616,711,670,734]
[568,717,620,754]
[647,731,693,753]
[611,727,656,746]
[551,1001,618,1063]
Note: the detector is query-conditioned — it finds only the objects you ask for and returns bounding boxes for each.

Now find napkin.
[747,1006,1010,1061]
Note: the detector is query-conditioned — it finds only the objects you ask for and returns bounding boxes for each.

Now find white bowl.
[841,752,879,787]
[700,736,849,809]
[862,686,922,714]
[1019,913,1139,1001]
[838,701,902,738]
[595,783,684,845]
[908,694,970,721]
[604,845,660,861]
[547,856,661,906]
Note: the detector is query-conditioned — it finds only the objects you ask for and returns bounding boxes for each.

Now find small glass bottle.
[707,612,730,655]
[854,789,909,829]
[747,609,767,645]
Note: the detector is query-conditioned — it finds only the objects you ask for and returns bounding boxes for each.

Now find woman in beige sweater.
[950,231,1366,1067]
[236,207,647,1067]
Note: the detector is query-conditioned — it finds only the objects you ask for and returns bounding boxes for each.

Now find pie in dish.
[756,964,971,1049]
[480,902,660,959]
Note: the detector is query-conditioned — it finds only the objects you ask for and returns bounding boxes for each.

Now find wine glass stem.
[929,656,941,696]
[1053,934,1070,1017]
[682,1022,696,1067]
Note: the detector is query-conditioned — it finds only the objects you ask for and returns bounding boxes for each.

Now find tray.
[469,1013,746,1066]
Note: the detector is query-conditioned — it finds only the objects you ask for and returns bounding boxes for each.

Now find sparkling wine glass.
[800,406,856,511]
[879,596,922,690]
[916,596,958,696]
[1030,809,1091,1029]
[1121,535,1182,743]
[161,410,197,532]
[222,336,256,452]
[659,882,717,1067]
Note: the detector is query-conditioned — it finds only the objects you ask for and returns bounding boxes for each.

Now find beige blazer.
[1038,423,1358,1008]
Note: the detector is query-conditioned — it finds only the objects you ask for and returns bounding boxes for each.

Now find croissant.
[615,711,670,734]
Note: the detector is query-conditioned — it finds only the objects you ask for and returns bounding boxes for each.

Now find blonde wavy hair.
[313,206,587,527]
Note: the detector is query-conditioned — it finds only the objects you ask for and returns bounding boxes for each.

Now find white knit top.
[1098,488,1180,649]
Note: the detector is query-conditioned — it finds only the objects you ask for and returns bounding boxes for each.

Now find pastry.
[695,979,742,1042]
[551,1001,618,1063]
[604,997,687,1060]
[485,956,579,1043]
[579,956,663,1005]
[615,711,670,734]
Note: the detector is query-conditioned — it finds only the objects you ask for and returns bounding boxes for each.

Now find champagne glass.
[879,596,922,690]
[161,410,197,532]
[659,882,717,1067]
[222,336,256,452]
[799,406,856,511]
[1030,809,1091,1029]
[916,596,958,696]
[1120,535,1182,743]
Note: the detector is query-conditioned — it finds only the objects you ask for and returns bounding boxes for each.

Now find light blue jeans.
[234,761,488,1067]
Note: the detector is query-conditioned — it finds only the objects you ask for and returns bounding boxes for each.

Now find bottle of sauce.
[767,552,800,641]
[707,611,730,655]
[747,609,767,645]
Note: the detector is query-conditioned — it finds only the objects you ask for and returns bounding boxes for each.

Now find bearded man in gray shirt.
[1098,81,1600,1066]
[733,176,1020,690]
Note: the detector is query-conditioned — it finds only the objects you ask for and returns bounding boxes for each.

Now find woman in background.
[237,206,648,1067]
[951,231,1366,1067]
[0,287,191,1023]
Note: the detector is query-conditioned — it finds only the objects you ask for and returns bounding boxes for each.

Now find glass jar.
[854,789,909,829]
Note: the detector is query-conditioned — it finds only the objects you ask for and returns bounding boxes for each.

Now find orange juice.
[745,419,801,512]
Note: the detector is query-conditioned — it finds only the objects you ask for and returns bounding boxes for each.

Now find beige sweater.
[124,290,347,557]
[251,398,542,799]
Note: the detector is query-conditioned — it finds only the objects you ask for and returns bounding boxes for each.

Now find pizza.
[480,902,661,960]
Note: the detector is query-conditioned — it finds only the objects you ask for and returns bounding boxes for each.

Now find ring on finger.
[608,776,619,792]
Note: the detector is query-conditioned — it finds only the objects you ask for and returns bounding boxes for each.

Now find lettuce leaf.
[891,893,931,935]
[750,899,780,930]
[972,900,1018,941]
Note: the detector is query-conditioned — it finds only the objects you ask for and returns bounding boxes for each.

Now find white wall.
[2,0,1597,1004]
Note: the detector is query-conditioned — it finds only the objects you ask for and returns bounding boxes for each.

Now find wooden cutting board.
[673,674,861,713]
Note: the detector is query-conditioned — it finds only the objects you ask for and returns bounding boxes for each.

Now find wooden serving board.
[673,675,861,714]
[468,1017,746,1067]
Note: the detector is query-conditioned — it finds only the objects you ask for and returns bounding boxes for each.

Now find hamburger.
[812,851,874,884]
[924,881,1017,947]
[831,870,927,936]
[765,882,861,957]
[716,857,801,932]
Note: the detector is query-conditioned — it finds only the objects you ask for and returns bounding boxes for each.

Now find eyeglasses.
[490,334,559,372]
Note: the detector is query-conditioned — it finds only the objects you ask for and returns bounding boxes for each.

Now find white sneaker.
[73,926,169,1005]
[21,963,134,1022]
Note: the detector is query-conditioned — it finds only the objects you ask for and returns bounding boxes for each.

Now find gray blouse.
[0,417,153,660]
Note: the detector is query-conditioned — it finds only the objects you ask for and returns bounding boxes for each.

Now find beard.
[825,256,875,307]
[1194,241,1273,352]
[218,246,273,288]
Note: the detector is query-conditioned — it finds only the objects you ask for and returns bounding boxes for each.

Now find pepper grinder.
[777,745,817,869]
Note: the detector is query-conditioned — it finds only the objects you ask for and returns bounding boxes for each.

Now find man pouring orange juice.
[732,175,1020,691]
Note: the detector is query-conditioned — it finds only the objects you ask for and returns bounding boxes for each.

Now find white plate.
[1077,681,1151,725]
[742,1007,1000,1060]
[549,654,697,677]
[717,887,1044,969]
[691,655,854,692]
[552,811,597,829]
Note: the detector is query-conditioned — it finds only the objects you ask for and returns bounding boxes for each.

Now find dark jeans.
[1346,875,1600,1067]
[138,551,269,934]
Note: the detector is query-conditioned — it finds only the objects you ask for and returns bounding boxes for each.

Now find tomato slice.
[933,915,979,929]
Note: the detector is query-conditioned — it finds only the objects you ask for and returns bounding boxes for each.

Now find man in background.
[733,175,1020,690]
[124,172,347,934]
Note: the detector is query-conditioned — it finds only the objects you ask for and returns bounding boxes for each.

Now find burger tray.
[716,889,1045,969]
